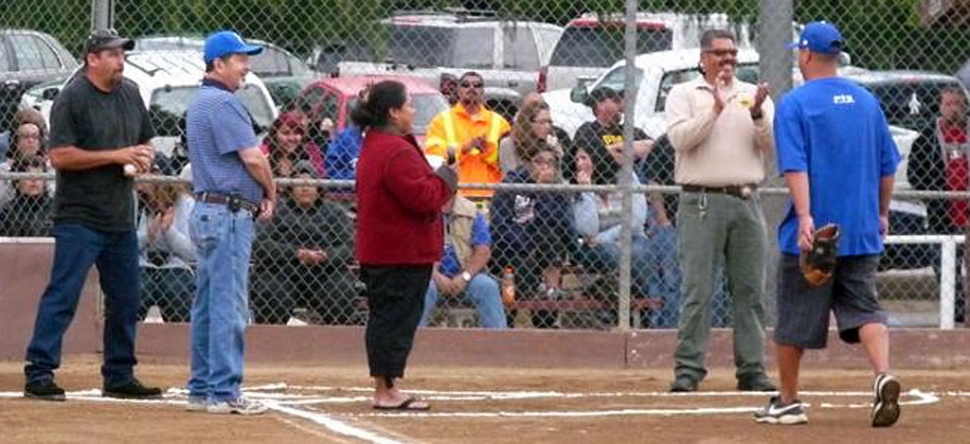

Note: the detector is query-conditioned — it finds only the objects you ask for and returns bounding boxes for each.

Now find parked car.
[292,74,448,144]
[840,71,970,270]
[540,12,756,93]
[842,70,968,134]
[133,35,315,109]
[28,50,278,158]
[0,28,78,132]
[545,48,929,270]
[311,9,562,119]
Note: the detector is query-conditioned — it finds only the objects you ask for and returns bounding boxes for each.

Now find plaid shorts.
[774,254,887,349]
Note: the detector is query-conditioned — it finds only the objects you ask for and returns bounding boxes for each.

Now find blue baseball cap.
[203,30,263,64]
[786,21,844,55]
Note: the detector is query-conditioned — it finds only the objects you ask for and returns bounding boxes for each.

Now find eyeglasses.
[704,48,738,57]
[460,82,484,89]
[16,133,41,140]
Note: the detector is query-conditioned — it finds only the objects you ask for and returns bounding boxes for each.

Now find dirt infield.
[1,355,968,443]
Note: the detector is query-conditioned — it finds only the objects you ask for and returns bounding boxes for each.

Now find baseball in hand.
[123,164,138,177]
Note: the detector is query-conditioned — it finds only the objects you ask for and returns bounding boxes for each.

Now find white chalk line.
[337,389,940,418]
[0,385,954,440]
[0,387,403,444]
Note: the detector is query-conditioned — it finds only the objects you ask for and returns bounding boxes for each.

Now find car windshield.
[849,78,966,130]
[550,26,672,67]
[148,84,275,136]
[348,92,447,135]
[380,24,493,69]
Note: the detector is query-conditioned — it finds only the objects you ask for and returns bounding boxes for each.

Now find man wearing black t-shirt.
[23,29,161,401]
[571,87,653,185]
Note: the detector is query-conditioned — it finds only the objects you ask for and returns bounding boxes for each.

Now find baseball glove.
[799,224,840,288]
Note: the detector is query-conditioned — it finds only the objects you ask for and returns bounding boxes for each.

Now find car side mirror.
[570,85,589,105]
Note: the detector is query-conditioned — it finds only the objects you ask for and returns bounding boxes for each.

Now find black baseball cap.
[84,29,135,55]
[586,87,623,108]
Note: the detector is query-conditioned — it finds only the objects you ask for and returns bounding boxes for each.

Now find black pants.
[251,269,359,325]
[361,265,432,378]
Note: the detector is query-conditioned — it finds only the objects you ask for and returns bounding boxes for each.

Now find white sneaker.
[186,396,207,412]
[206,396,268,415]
[143,305,165,324]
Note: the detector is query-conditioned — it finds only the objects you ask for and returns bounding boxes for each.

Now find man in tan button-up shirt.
[664,29,775,394]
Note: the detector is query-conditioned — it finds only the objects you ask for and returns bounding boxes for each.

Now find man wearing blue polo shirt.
[755,21,902,427]
[185,30,276,415]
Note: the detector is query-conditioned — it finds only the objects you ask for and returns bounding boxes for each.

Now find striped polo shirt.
[186,78,262,203]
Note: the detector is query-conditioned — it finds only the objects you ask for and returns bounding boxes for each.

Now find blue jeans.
[187,203,255,402]
[419,274,508,329]
[25,224,141,386]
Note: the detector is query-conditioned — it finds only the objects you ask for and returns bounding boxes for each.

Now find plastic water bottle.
[501,267,515,306]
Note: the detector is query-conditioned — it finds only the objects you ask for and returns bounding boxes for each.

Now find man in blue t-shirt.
[754,21,902,428]
[185,30,276,416]
[419,192,507,329]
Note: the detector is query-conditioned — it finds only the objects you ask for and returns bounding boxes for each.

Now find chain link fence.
[2,0,970,329]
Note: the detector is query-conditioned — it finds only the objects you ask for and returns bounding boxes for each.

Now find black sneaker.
[669,375,699,392]
[103,378,162,399]
[871,373,901,427]
[754,396,808,425]
[24,379,66,401]
[737,373,777,391]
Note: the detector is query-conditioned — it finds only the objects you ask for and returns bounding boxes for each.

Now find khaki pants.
[673,191,768,381]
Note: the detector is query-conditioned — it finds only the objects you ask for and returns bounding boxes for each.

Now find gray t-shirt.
[48,75,154,231]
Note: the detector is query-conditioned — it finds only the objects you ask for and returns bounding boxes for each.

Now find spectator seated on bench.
[490,143,573,328]
[569,144,652,301]
[0,156,53,237]
[135,164,195,322]
[251,162,357,325]
[420,193,506,329]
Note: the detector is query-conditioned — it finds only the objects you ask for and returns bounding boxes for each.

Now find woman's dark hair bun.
[349,80,407,130]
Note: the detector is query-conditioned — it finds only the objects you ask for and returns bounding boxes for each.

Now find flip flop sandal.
[372,396,431,411]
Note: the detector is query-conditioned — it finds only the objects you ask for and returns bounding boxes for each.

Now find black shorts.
[774,254,887,349]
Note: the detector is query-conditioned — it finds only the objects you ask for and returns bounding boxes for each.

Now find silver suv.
[311,10,562,117]
[1,28,78,132]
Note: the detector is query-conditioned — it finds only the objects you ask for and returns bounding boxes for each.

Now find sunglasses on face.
[460,81,484,89]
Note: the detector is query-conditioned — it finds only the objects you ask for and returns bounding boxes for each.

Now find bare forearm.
[879,175,895,217]
[49,146,121,171]
[784,172,811,217]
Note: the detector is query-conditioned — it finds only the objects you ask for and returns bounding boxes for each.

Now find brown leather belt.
[681,184,757,200]
[195,192,260,214]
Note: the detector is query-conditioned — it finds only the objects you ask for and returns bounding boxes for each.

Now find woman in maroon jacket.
[354,80,457,410]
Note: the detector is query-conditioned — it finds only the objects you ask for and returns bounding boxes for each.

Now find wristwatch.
[461,271,473,282]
